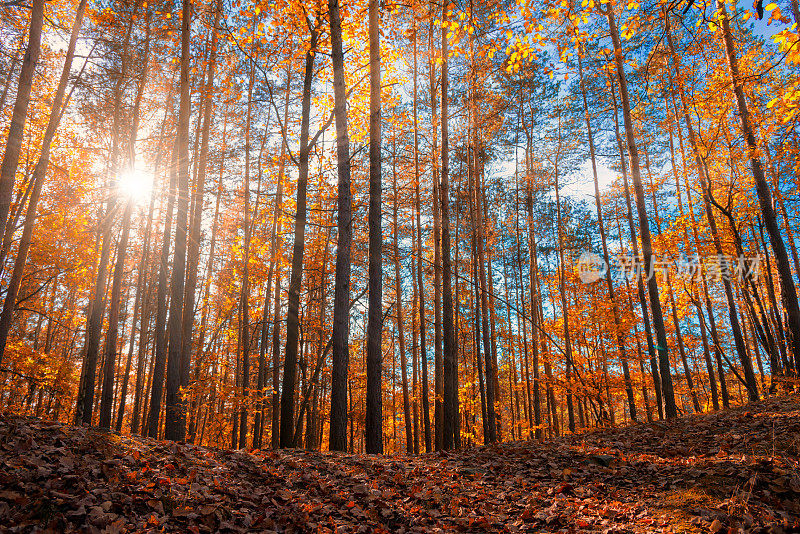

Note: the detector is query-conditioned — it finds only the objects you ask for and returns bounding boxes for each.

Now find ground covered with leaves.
[1,395,799,533]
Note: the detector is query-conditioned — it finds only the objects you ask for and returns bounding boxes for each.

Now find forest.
[0,0,799,459]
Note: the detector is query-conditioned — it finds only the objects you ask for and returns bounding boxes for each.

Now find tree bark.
[164,0,192,441]
[364,0,384,455]
[412,18,432,453]
[329,0,353,452]
[577,51,636,422]
[270,68,291,449]
[440,9,458,450]
[280,21,318,448]
[180,0,221,441]
[0,0,45,243]
[392,139,413,452]
[604,5,677,418]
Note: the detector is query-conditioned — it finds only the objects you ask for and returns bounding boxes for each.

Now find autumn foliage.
[0,0,798,457]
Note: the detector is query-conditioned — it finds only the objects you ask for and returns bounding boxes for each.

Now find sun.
[117,167,153,205]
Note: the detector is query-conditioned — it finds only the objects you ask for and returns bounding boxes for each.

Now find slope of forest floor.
[1,395,799,533]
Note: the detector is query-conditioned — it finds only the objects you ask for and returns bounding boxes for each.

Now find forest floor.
[1,395,799,534]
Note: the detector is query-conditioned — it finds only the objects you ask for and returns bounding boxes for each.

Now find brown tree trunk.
[237,49,256,449]
[145,135,178,438]
[440,8,458,450]
[553,148,576,432]
[578,52,636,422]
[99,200,134,429]
[607,69,663,420]
[412,19,432,453]
[180,0,221,441]
[604,9,677,417]
[164,0,192,441]
[364,0,384,455]
[270,69,291,449]
[329,0,353,452]
[392,148,413,452]
[0,0,46,243]
[112,9,154,431]
[280,21,318,448]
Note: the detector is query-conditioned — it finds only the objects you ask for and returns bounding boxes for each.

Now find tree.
[602,1,677,419]
[365,0,384,455]
[281,17,319,449]
[0,0,45,249]
[329,0,353,452]
[164,0,192,442]
[440,5,459,450]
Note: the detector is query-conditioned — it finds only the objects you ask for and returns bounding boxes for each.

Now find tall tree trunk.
[108,9,154,431]
[392,141,413,452]
[129,221,154,434]
[364,0,384,455]
[662,71,720,411]
[412,18,432,453]
[99,200,134,429]
[429,18,443,451]
[607,70,663,420]
[0,0,45,243]
[472,240,488,439]
[513,155,534,435]
[145,136,178,438]
[254,76,286,449]
[604,5,677,418]
[280,22,318,448]
[642,137,704,414]
[164,0,192,441]
[553,145,575,432]
[466,0,496,444]
[475,153,496,443]
[577,52,636,422]
[524,186,542,439]
[329,0,353,452]
[237,49,257,449]
[440,9,458,450]
[181,0,221,441]
[270,69,291,449]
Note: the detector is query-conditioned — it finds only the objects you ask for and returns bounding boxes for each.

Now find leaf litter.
[0,394,798,533]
